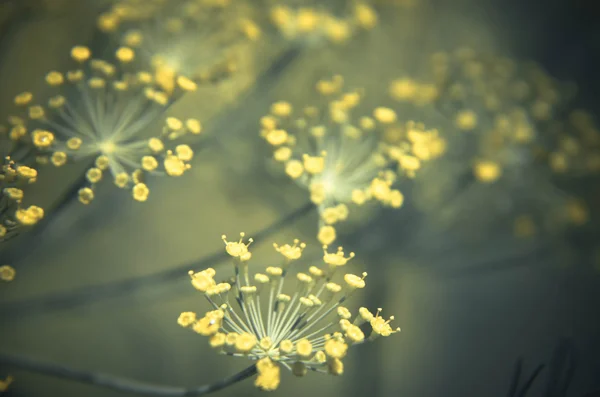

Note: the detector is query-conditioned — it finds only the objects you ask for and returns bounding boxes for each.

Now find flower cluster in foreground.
[178,233,399,391]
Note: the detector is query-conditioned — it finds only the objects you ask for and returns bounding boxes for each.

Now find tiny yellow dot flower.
[318,225,337,245]
[273,239,306,260]
[222,232,253,261]
[255,358,280,391]
[132,183,150,202]
[177,312,197,327]
[344,272,367,289]
[323,245,355,266]
[324,337,348,359]
[235,332,257,353]
[473,160,502,183]
[0,265,16,282]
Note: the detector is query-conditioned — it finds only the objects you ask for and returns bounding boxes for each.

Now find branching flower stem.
[0,201,316,319]
[0,351,256,396]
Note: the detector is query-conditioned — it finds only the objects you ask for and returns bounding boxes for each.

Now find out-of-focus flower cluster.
[260,75,444,244]
[179,233,399,390]
[263,0,379,45]
[386,48,599,238]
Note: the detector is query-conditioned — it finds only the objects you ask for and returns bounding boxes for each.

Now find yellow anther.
[186,118,202,134]
[390,78,418,101]
[175,145,193,162]
[344,272,367,289]
[189,268,216,292]
[355,3,377,29]
[235,332,257,353]
[115,47,135,63]
[132,182,150,202]
[71,46,91,62]
[323,245,355,266]
[66,137,82,150]
[209,332,226,348]
[265,129,288,146]
[221,232,253,260]
[303,152,326,174]
[14,92,33,106]
[177,312,197,327]
[148,137,164,153]
[328,358,344,375]
[271,101,292,117]
[373,107,397,124]
[86,167,103,184]
[32,129,54,149]
[177,76,197,92]
[114,172,130,188]
[273,239,306,260]
[164,153,187,176]
[78,187,95,204]
[193,310,223,336]
[45,71,64,86]
[274,146,292,162]
[370,308,400,337]
[324,338,348,359]
[285,159,304,179]
[255,357,280,391]
[337,306,352,320]
[318,225,337,245]
[0,265,16,282]
[455,110,478,131]
[473,160,501,183]
[266,266,283,277]
[279,339,293,354]
[296,339,313,358]
[95,155,110,170]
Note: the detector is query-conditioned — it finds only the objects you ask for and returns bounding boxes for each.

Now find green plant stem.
[0,201,315,319]
[0,351,256,396]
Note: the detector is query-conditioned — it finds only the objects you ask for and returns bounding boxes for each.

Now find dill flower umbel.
[6,45,200,204]
[261,75,439,244]
[179,233,399,391]
[392,48,592,237]
[265,0,378,45]
[103,0,261,93]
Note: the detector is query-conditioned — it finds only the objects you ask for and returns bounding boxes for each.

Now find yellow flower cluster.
[101,0,261,92]
[0,156,44,243]
[391,47,597,237]
[5,45,200,204]
[178,233,399,391]
[268,0,378,44]
[260,75,442,244]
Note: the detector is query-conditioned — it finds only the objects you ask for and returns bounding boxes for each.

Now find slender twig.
[517,364,545,397]
[0,201,315,319]
[0,351,256,396]
[507,358,523,397]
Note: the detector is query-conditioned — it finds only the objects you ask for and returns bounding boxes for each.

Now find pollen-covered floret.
[0,156,44,244]
[179,233,399,390]
[267,0,378,45]
[260,75,438,243]
[6,45,201,205]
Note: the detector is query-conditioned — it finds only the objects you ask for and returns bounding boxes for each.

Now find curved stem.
[0,351,256,396]
[0,201,315,319]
